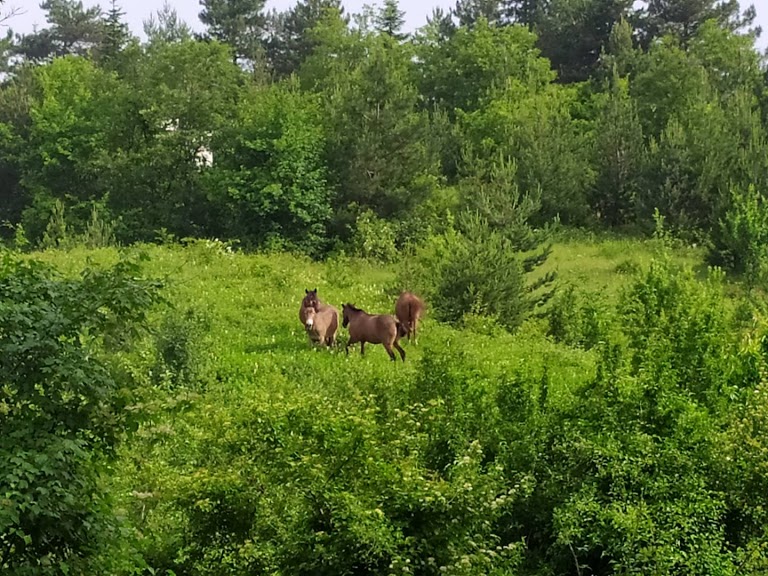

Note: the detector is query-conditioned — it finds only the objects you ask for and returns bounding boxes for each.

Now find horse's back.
[374,314,399,343]
[319,304,339,329]
[396,291,424,321]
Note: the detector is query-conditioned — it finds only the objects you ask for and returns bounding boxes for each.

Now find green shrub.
[402,213,556,333]
[152,306,211,388]
[547,284,612,349]
[352,208,399,262]
[0,250,161,574]
[710,184,768,284]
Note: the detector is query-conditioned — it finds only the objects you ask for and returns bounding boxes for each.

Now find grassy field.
[28,232,710,426]
[28,233,706,392]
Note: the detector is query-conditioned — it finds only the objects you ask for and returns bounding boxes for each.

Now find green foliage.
[13,0,106,62]
[406,213,554,332]
[375,0,407,40]
[352,209,399,262]
[459,81,594,224]
[0,250,161,573]
[152,306,211,388]
[265,0,346,77]
[303,21,441,236]
[40,198,70,250]
[103,39,242,242]
[83,202,117,249]
[142,1,193,45]
[710,184,768,283]
[207,80,332,255]
[547,283,612,348]
[198,0,268,66]
[537,256,742,575]
[21,56,120,241]
[591,73,646,225]
[532,0,634,83]
[417,19,554,114]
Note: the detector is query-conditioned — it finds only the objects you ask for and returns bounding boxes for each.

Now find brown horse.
[301,303,339,348]
[394,291,425,344]
[299,288,321,326]
[342,303,407,362]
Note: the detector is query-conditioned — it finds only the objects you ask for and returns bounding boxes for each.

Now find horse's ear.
[314,288,317,293]
[305,289,309,294]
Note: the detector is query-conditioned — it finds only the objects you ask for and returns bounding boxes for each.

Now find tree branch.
[0,5,25,28]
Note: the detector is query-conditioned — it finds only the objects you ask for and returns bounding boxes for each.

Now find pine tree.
[198,0,267,65]
[143,1,193,44]
[635,0,757,47]
[99,0,129,65]
[265,0,346,77]
[375,0,407,41]
[533,0,633,83]
[14,0,105,61]
[501,0,542,28]
[424,7,456,42]
[452,0,503,28]
[592,72,646,225]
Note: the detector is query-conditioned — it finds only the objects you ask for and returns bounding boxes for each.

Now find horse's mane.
[344,303,364,312]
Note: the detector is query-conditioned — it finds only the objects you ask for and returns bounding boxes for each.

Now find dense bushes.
[0,250,160,574]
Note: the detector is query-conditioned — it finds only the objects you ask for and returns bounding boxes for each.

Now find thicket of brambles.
[4,0,768,574]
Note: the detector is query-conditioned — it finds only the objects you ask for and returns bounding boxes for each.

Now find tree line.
[0,0,766,272]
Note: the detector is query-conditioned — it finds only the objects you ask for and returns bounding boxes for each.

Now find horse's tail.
[396,318,407,339]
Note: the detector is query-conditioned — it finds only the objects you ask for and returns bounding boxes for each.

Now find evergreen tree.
[265,0,346,77]
[98,0,130,65]
[534,0,634,83]
[592,73,646,225]
[424,7,456,42]
[452,0,503,28]
[198,0,267,66]
[501,0,542,28]
[375,0,407,41]
[598,16,638,78]
[143,1,193,44]
[14,0,105,61]
[634,0,757,47]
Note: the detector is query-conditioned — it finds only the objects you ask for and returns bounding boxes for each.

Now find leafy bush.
[537,257,743,574]
[352,208,399,262]
[152,306,211,388]
[0,250,161,573]
[710,184,768,283]
[547,284,612,348]
[401,211,556,332]
[126,344,533,576]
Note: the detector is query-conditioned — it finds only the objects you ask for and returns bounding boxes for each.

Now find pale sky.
[5,0,768,51]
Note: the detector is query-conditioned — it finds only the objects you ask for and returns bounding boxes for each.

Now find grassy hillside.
[21,234,768,575]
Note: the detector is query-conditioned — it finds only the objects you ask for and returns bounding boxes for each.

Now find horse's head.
[342,303,353,328]
[302,305,317,331]
[342,303,362,328]
[302,288,319,310]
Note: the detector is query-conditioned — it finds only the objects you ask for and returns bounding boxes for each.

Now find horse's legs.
[346,336,358,356]
[383,342,397,361]
[393,340,406,362]
[413,319,418,345]
[360,342,365,356]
